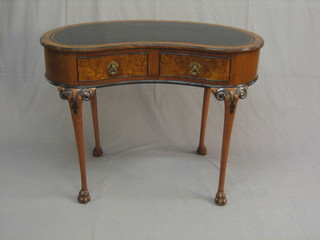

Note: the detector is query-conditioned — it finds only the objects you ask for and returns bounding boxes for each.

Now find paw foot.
[78,189,90,204]
[197,145,207,155]
[215,192,227,206]
[92,147,103,157]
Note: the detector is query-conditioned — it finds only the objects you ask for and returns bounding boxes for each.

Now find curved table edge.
[45,75,259,89]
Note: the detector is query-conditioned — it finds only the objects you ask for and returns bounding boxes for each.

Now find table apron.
[44,48,261,88]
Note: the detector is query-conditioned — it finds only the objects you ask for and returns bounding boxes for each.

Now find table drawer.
[160,53,231,82]
[77,52,148,82]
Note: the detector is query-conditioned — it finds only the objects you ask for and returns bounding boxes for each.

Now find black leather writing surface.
[50,21,254,48]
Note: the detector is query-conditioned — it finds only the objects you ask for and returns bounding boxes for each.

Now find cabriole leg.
[197,87,211,155]
[58,87,95,204]
[212,87,247,206]
[90,90,103,157]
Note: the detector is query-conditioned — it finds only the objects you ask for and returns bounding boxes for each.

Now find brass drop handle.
[107,61,119,76]
[189,61,201,77]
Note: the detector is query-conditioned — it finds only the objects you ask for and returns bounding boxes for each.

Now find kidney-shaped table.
[40,20,264,205]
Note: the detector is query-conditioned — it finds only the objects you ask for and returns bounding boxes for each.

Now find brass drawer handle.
[189,61,201,77]
[107,61,119,76]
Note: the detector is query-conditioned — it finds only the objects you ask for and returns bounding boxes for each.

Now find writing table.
[40,20,264,205]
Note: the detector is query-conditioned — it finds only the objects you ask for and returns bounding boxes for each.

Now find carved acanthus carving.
[58,88,95,115]
[212,87,247,114]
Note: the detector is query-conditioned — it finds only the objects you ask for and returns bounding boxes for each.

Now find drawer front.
[160,53,231,82]
[77,52,148,82]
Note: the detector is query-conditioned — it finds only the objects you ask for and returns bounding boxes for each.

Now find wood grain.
[44,48,261,88]
[160,52,230,82]
[77,53,148,82]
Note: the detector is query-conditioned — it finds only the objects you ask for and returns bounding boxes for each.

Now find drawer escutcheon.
[107,61,119,76]
[189,61,201,77]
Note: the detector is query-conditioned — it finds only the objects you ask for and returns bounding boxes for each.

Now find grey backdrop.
[0,0,319,239]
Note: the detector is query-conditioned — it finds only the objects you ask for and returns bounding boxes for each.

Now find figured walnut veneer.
[77,52,148,82]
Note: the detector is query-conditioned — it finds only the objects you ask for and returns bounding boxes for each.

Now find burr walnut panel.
[77,52,148,82]
[160,53,231,82]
